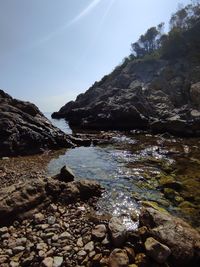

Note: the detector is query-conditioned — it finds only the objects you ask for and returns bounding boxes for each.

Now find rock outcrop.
[52,59,200,136]
[0,176,102,225]
[0,89,75,157]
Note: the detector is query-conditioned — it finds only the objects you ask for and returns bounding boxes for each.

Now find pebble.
[42,257,54,267]
[59,232,71,239]
[92,224,107,240]
[53,256,63,267]
[84,241,94,252]
[12,246,25,254]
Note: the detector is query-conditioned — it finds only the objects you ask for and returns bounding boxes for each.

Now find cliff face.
[0,90,75,157]
[52,58,200,136]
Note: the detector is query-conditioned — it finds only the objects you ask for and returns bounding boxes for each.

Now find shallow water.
[46,115,200,229]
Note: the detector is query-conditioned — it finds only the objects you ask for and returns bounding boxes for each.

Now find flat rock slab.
[0,177,103,226]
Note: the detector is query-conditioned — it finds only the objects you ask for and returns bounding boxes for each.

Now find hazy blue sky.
[0,0,191,111]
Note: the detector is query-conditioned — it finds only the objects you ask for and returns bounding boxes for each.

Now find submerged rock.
[0,89,75,157]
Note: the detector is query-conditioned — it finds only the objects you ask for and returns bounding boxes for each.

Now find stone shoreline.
[0,164,199,267]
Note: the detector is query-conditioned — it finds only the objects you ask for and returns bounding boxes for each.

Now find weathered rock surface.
[0,89,76,157]
[0,177,102,225]
[108,217,127,247]
[52,59,200,136]
[139,206,200,266]
[144,237,171,264]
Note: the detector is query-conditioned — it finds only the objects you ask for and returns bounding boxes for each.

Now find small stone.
[145,237,171,264]
[89,251,96,258]
[10,261,19,267]
[34,212,45,223]
[52,234,59,242]
[53,256,63,267]
[84,241,94,252]
[59,232,71,239]
[109,249,129,267]
[92,224,107,240]
[55,165,75,183]
[62,245,72,252]
[1,233,10,239]
[39,250,46,258]
[77,250,87,257]
[48,216,56,225]
[42,257,53,267]
[37,243,48,251]
[77,237,84,247]
[16,237,27,246]
[49,204,57,212]
[12,246,25,254]
[0,227,8,234]
[108,217,126,247]
[93,253,102,262]
[102,235,110,245]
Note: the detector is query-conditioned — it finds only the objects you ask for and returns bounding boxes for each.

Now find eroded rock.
[140,206,200,266]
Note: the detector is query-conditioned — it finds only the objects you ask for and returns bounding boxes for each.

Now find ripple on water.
[47,146,140,229]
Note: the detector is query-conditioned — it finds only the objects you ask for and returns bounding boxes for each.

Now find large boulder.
[0,89,75,157]
[139,207,200,266]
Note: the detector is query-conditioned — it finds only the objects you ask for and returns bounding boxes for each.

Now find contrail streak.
[33,0,102,46]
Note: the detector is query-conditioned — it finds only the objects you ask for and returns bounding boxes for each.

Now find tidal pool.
[47,117,200,229]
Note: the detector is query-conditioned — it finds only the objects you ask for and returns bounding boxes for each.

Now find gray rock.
[84,241,94,252]
[140,207,200,265]
[12,246,25,254]
[108,217,126,247]
[42,257,54,267]
[59,232,71,240]
[53,256,63,267]
[145,237,171,263]
[92,224,107,240]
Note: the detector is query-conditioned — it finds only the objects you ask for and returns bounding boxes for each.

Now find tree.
[131,24,164,58]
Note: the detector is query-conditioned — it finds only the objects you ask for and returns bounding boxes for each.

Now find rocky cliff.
[52,58,200,136]
[0,90,75,157]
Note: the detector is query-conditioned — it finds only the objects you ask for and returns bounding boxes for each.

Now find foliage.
[130,0,200,60]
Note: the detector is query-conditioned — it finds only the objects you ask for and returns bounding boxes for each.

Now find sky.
[0,0,191,112]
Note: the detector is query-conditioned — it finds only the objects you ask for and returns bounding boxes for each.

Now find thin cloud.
[33,0,102,47]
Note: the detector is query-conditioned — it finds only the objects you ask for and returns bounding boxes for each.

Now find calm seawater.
[44,112,200,229]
